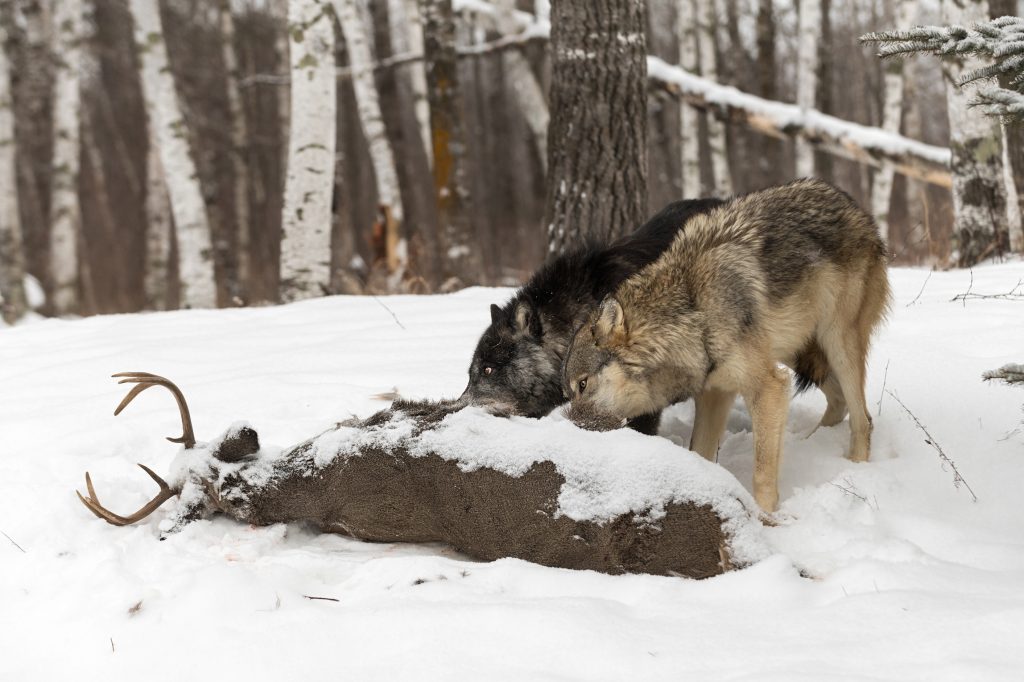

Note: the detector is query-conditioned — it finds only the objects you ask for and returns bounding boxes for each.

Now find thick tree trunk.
[678,0,700,199]
[334,0,406,280]
[755,0,781,178]
[274,0,290,178]
[989,0,1024,252]
[48,0,83,315]
[0,14,28,323]
[388,0,432,166]
[279,0,337,302]
[219,0,250,303]
[419,0,482,285]
[130,0,217,309]
[870,0,914,242]
[695,0,731,196]
[546,0,648,254]
[795,0,819,177]
[941,0,1010,266]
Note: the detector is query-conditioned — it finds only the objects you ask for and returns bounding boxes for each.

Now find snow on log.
[647,56,952,188]
[79,383,766,578]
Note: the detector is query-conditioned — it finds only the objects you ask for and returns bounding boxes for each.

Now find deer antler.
[112,371,196,449]
[75,373,195,526]
[76,465,177,526]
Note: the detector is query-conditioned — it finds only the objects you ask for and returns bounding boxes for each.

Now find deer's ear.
[594,297,627,345]
[489,304,505,326]
[512,300,542,338]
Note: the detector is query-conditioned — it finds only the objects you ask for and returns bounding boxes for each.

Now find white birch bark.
[678,0,700,199]
[279,0,337,302]
[940,0,1010,265]
[695,0,731,195]
[795,0,819,177]
[494,0,548,173]
[333,0,406,276]
[143,122,172,310]
[130,0,217,309]
[870,0,914,241]
[0,18,28,324]
[48,0,83,315]
[388,0,432,166]
[219,0,250,300]
[1004,122,1023,251]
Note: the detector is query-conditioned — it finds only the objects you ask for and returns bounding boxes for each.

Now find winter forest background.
[0,0,1022,322]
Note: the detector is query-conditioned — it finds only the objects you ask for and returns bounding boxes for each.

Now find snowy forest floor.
[2,263,1024,681]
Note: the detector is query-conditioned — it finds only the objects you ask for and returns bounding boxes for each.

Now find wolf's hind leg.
[818,373,848,427]
[690,388,736,461]
[742,367,790,512]
[820,328,871,462]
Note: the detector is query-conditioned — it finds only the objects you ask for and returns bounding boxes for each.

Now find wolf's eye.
[578,378,588,394]
[483,366,494,376]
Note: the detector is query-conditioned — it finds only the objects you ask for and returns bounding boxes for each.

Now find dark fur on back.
[462,199,724,420]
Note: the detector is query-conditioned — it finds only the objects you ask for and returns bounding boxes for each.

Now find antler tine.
[111,372,196,449]
[76,465,178,526]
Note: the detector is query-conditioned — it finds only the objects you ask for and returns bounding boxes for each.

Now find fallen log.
[77,373,767,578]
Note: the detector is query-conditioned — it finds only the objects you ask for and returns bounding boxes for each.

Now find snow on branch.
[983,363,1024,386]
[647,57,952,187]
[863,17,1024,121]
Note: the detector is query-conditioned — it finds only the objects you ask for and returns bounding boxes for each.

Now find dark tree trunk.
[545,0,648,255]
[990,0,1024,252]
[815,0,833,181]
[419,0,482,287]
[754,0,781,182]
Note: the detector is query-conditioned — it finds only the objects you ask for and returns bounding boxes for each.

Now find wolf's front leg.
[690,387,737,461]
[742,366,790,512]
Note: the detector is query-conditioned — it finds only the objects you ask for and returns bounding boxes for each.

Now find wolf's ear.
[594,297,627,344]
[490,304,505,326]
[513,300,542,338]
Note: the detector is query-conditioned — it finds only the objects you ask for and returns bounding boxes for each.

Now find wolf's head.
[461,300,565,418]
[562,297,660,431]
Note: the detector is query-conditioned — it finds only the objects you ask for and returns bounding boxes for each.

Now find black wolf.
[461,198,725,433]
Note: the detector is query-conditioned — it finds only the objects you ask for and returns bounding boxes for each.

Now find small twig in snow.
[951,278,1024,303]
[373,296,406,330]
[886,390,977,502]
[303,595,340,603]
[876,359,890,417]
[905,268,933,307]
[829,478,872,508]
[110,638,115,653]
[1,529,25,553]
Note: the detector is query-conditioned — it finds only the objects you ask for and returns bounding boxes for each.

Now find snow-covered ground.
[2,263,1023,681]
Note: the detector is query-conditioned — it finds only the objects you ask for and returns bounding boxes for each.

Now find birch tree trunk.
[0,15,28,323]
[388,0,432,166]
[494,0,549,174]
[279,0,337,302]
[678,0,700,199]
[48,0,83,315]
[695,0,731,196]
[989,0,1024,253]
[870,0,914,242]
[941,0,1010,266]
[143,122,172,310]
[795,0,820,177]
[419,0,482,285]
[546,0,648,253]
[333,0,406,279]
[219,0,250,302]
[130,0,217,309]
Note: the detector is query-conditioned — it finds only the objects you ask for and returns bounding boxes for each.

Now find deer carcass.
[77,373,767,578]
